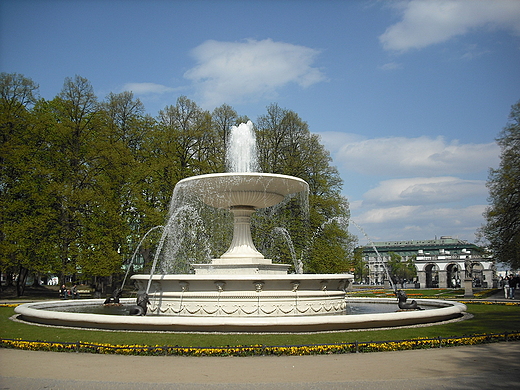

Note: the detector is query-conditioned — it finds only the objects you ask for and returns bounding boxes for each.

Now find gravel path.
[1,341,519,389]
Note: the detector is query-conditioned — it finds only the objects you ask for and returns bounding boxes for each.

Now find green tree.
[352,247,368,283]
[0,72,39,130]
[480,100,520,268]
[48,76,103,282]
[387,252,417,287]
[0,73,46,294]
[2,73,361,287]
[158,96,220,178]
[255,103,356,273]
[99,91,153,271]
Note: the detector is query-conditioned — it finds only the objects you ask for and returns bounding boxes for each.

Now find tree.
[157,96,220,179]
[480,100,520,268]
[99,92,151,272]
[0,72,39,129]
[255,104,357,273]
[1,73,361,288]
[352,247,368,283]
[0,73,44,294]
[387,252,416,287]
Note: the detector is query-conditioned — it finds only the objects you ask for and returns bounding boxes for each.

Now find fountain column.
[219,206,264,260]
[192,203,291,275]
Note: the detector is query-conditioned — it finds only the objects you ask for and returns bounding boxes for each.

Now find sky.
[1,0,520,246]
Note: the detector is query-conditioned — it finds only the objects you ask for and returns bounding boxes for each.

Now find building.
[361,236,495,288]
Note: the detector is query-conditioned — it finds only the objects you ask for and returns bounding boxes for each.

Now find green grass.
[2,303,519,348]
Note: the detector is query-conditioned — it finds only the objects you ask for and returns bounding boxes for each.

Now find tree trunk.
[16,266,29,297]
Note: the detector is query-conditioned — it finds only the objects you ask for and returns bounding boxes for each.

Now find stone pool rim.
[14,298,467,333]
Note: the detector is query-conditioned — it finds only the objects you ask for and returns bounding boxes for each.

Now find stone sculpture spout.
[129,293,150,316]
[395,289,423,310]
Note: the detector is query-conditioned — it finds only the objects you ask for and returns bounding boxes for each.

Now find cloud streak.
[363,177,487,206]
[184,39,326,107]
[380,0,520,52]
[320,132,499,176]
[352,204,487,241]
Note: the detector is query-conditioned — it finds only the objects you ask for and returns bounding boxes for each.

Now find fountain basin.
[177,172,309,209]
[14,298,466,332]
[132,273,351,317]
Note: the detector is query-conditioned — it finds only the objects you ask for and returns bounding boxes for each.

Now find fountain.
[15,121,466,332]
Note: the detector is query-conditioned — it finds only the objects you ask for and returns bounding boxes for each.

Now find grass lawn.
[1,302,519,348]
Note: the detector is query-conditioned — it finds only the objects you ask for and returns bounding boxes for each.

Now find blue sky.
[1,0,519,245]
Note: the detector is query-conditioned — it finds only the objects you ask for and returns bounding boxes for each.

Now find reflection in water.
[44,304,132,316]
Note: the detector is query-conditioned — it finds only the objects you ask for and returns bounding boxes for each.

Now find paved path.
[1,342,520,389]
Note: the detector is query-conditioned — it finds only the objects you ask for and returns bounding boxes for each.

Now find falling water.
[270,216,349,275]
[146,204,211,294]
[299,216,349,268]
[350,220,396,292]
[273,227,303,274]
[121,225,163,290]
[226,121,260,173]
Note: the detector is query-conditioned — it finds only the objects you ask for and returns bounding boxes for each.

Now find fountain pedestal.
[463,277,474,298]
[191,205,291,275]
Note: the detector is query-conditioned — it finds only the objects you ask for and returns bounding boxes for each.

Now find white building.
[362,237,495,288]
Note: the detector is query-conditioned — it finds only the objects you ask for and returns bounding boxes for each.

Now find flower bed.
[1,332,519,357]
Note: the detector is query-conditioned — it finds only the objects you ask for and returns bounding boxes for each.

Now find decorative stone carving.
[254,281,264,292]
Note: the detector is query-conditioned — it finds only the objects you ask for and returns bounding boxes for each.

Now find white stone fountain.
[131,122,352,320]
[14,122,466,332]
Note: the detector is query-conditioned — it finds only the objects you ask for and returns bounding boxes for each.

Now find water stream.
[350,220,396,292]
[121,225,163,291]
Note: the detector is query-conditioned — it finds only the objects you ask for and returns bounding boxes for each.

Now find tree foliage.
[1,73,357,295]
[481,100,520,268]
[0,73,42,294]
[255,104,356,273]
[387,253,417,286]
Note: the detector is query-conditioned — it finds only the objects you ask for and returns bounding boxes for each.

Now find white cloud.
[356,205,420,224]
[363,177,487,206]
[320,133,499,176]
[321,132,496,242]
[352,204,486,242]
[122,83,174,95]
[379,62,403,70]
[380,0,520,52]
[184,39,326,107]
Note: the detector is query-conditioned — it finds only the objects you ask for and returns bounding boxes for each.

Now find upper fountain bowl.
[177,172,309,209]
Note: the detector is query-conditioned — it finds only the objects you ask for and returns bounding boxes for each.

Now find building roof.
[361,236,482,256]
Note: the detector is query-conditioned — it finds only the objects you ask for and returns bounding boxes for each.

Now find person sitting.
[60,284,68,299]
[71,284,79,299]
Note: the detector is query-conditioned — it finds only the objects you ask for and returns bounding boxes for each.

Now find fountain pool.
[14,297,466,332]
